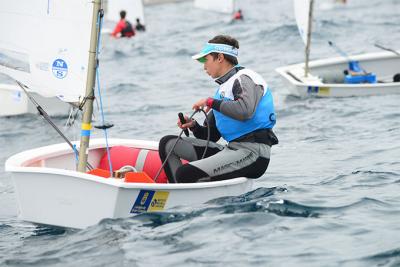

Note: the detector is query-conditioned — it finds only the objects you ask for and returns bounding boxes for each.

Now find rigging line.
[328,40,368,74]
[15,80,93,170]
[65,107,74,127]
[197,109,210,160]
[154,109,210,183]
[65,106,80,127]
[94,8,113,174]
[328,40,350,60]
[374,43,400,56]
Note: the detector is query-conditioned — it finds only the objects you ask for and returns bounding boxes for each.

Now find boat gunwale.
[5,138,251,190]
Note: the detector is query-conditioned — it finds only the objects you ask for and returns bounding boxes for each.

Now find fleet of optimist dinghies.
[1,0,397,117]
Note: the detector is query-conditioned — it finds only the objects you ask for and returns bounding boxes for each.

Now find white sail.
[106,0,145,24]
[0,0,93,103]
[294,0,311,45]
[194,0,235,14]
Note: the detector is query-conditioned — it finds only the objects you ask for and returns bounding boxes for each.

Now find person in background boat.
[394,73,400,82]
[159,35,278,183]
[111,10,135,38]
[233,9,243,20]
[135,18,146,32]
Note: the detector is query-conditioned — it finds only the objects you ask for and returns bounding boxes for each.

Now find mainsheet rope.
[154,109,210,183]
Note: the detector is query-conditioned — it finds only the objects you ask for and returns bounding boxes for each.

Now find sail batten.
[0,0,94,102]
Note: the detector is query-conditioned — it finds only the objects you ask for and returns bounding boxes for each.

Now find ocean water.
[1,0,400,266]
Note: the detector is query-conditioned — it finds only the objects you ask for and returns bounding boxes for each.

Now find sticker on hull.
[307,86,330,96]
[12,91,22,102]
[131,190,170,213]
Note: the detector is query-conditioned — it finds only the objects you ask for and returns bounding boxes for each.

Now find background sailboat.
[101,0,145,35]
[106,0,145,24]
[5,0,252,229]
[0,82,70,116]
[275,0,400,97]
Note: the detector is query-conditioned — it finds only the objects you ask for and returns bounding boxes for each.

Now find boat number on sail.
[131,190,170,213]
[52,59,68,79]
[307,86,330,96]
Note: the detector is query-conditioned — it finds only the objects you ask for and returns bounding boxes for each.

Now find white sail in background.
[294,0,311,45]
[194,0,235,14]
[0,0,93,103]
[106,0,145,24]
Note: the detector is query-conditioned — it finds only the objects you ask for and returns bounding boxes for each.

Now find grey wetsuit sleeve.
[210,74,264,121]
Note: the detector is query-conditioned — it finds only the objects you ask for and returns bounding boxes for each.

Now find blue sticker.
[307,86,319,94]
[131,190,155,213]
[52,59,68,79]
[130,190,170,213]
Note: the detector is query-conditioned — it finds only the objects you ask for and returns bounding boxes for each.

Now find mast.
[304,0,314,77]
[78,0,102,172]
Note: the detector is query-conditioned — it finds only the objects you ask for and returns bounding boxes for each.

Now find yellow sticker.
[140,192,150,205]
[318,87,331,96]
[81,123,92,130]
[148,191,170,211]
[131,190,170,213]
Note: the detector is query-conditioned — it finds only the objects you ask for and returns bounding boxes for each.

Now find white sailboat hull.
[276,51,400,97]
[0,83,71,116]
[5,138,253,229]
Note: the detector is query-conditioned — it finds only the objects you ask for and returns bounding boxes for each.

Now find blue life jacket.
[213,69,276,142]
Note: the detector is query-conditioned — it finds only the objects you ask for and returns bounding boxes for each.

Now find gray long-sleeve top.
[191,66,265,142]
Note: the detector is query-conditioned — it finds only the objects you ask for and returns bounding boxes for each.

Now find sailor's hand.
[192,98,210,113]
[177,115,195,129]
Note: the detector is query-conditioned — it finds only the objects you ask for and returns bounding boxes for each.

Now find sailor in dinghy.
[159,35,278,184]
